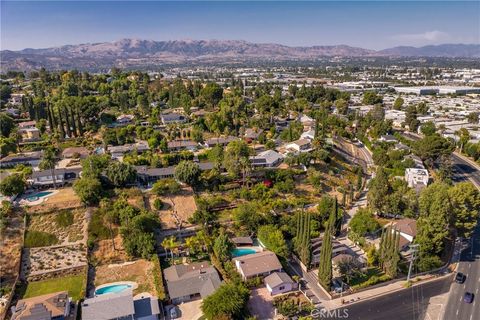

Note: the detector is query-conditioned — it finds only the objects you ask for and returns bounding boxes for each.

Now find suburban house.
[108,141,149,159]
[300,129,315,141]
[249,150,284,168]
[0,151,43,168]
[379,135,398,143]
[28,167,82,187]
[167,140,198,152]
[161,113,187,125]
[285,139,313,153]
[264,272,296,296]
[231,236,254,247]
[61,147,89,159]
[82,290,160,320]
[116,114,135,125]
[164,261,222,304]
[11,291,71,320]
[136,162,214,185]
[391,218,417,251]
[405,168,429,191]
[18,127,41,142]
[299,114,315,127]
[18,120,37,129]
[405,154,425,169]
[204,136,238,148]
[311,238,350,267]
[244,128,264,142]
[233,251,283,281]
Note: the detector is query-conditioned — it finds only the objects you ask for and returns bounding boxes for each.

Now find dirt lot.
[154,188,197,229]
[94,259,156,295]
[25,187,82,214]
[92,235,128,264]
[0,212,24,282]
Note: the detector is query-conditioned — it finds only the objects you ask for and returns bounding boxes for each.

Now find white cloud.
[392,30,451,44]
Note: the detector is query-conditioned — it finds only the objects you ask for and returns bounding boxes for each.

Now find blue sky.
[1,1,479,50]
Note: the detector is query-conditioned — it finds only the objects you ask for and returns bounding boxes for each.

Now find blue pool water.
[231,248,257,257]
[26,191,53,202]
[95,284,132,295]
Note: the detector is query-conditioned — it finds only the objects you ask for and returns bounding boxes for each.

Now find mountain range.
[1,39,479,71]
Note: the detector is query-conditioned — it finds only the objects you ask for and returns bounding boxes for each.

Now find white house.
[300,129,315,141]
[250,150,284,168]
[405,168,429,190]
[264,272,296,296]
[285,139,313,153]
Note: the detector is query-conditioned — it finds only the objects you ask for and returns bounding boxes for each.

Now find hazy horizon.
[1,1,479,51]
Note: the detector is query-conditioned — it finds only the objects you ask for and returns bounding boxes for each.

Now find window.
[279,286,285,291]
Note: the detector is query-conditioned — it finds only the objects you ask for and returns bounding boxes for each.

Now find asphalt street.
[327,275,453,320]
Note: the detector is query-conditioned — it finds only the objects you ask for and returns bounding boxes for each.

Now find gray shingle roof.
[164,262,222,300]
[81,290,135,320]
[233,251,282,278]
[264,272,294,289]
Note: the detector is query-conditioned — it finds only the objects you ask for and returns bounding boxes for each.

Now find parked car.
[169,306,178,319]
[463,292,474,304]
[455,272,466,284]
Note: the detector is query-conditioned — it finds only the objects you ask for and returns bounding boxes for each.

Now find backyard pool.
[26,191,54,202]
[95,284,132,295]
[231,248,257,257]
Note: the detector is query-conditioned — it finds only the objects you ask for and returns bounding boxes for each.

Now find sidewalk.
[322,274,444,310]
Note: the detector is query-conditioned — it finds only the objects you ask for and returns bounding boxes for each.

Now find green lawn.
[22,274,85,301]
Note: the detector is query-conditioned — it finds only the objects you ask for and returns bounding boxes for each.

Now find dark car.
[463,292,474,304]
[455,272,466,284]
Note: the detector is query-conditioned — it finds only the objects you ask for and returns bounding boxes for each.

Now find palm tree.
[39,147,58,189]
[161,236,179,261]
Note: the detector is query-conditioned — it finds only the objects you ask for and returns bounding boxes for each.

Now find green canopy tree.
[73,177,102,205]
[201,282,250,320]
[449,182,480,238]
[0,173,26,196]
[105,161,137,187]
[174,160,201,187]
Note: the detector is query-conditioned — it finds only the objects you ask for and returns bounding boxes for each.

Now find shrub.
[24,230,59,247]
[151,255,166,300]
[55,211,74,227]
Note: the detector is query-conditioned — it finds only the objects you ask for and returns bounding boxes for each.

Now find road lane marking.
[457,309,459,316]
[471,314,473,320]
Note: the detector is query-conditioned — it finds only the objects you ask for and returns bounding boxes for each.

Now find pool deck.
[19,189,59,206]
[94,281,138,295]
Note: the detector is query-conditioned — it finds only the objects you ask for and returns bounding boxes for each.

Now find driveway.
[248,287,275,320]
[165,300,203,320]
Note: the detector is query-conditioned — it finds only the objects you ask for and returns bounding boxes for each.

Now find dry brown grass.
[94,259,156,295]
[0,212,24,282]
[27,209,86,245]
[92,235,128,264]
[153,188,197,228]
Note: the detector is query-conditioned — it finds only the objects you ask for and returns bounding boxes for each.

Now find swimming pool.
[231,248,257,257]
[26,191,53,202]
[95,284,132,295]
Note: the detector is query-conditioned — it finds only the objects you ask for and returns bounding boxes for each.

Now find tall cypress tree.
[318,210,334,291]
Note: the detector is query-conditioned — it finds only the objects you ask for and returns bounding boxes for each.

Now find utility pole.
[407,244,420,282]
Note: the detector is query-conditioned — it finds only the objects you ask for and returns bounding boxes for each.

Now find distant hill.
[1,39,479,71]
[378,44,480,58]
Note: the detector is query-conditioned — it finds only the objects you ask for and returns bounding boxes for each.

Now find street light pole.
[407,244,419,282]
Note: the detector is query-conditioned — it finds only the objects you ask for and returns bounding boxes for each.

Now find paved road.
[328,275,453,320]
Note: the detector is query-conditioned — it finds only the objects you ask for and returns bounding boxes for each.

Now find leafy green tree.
[414,134,454,166]
[105,161,137,187]
[349,208,380,237]
[39,147,58,188]
[73,177,102,205]
[121,227,156,259]
[449,182,480,238]
[393,97,404,110]
[0,174,26,196]
[81,154,110,179]
[417,182,451,256]
[233,203,265,233]
[223,140,251,178]
[213,230,234,262]
[258,225,289,258]
[152,178,181,195]
[0,113,14,137]
[200,82,224,108]
[420,121,436,136]
[367,167,391,214]
[467,112,479,124]
[362,91,383,105]
[174,160,201,187]
[201,282,250,320]
[0,137,17,157]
